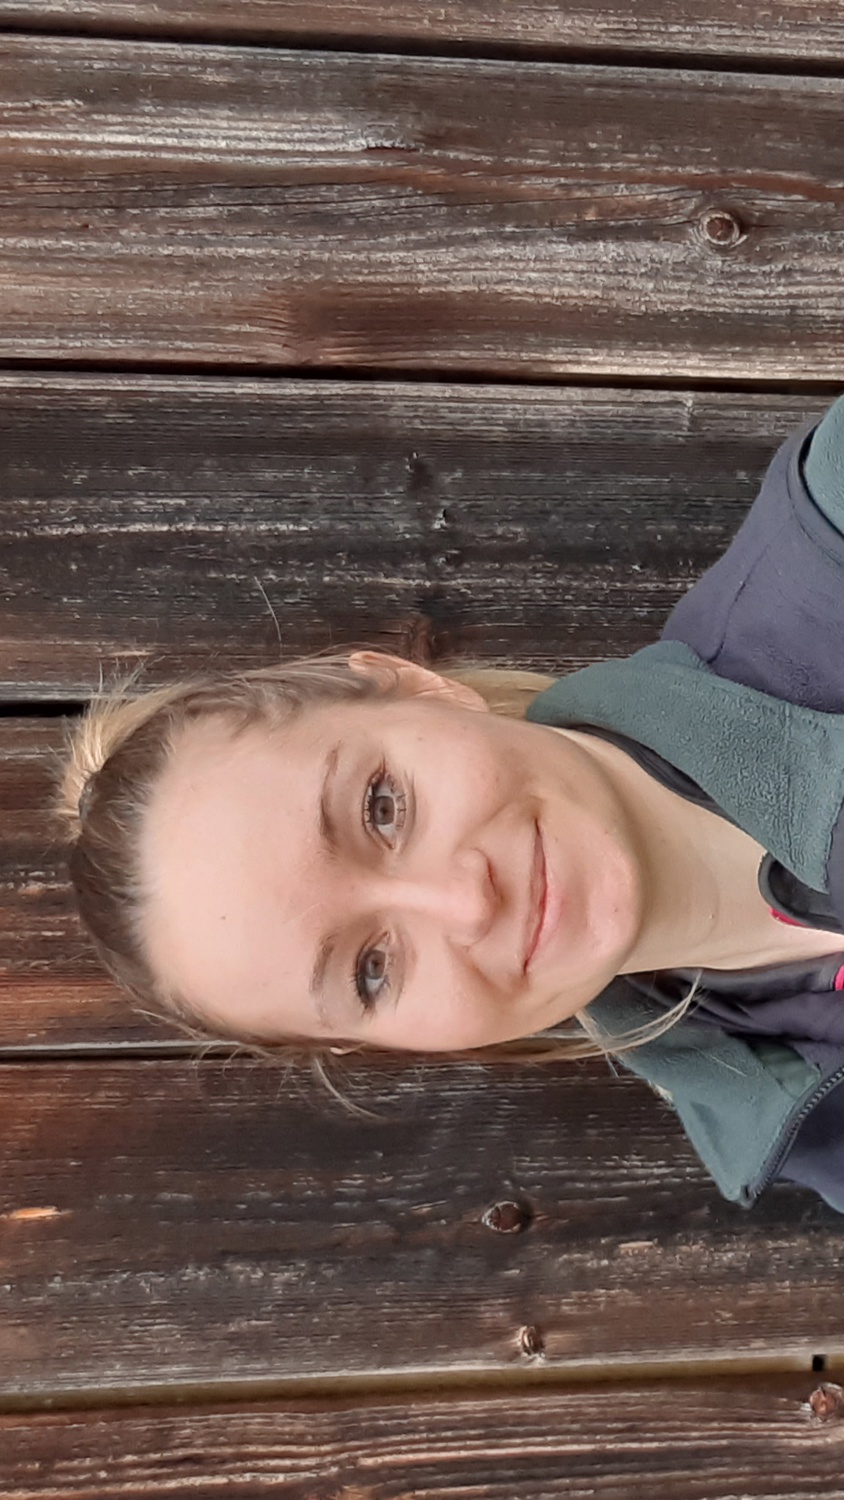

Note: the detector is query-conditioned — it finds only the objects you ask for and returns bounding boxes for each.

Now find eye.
[363,767,407,847]
[354,939,391,1012]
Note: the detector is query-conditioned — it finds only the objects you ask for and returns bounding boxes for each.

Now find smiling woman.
[137,658,650,1052]
[59,394,844,1214]
[62,652,647,1054]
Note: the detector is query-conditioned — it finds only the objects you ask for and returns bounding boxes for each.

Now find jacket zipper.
[750,1062,844,1199]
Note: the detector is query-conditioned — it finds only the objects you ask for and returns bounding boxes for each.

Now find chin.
[588,844,644,970]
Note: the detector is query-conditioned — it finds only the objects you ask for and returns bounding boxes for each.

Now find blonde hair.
[57,653,692,1076]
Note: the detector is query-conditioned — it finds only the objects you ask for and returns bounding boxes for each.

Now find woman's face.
[140,660,646,1051]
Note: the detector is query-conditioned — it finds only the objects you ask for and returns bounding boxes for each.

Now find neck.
[564,731,844,974]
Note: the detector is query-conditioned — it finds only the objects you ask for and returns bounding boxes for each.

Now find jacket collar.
[526,642,844,1201]
[527,637,844,895]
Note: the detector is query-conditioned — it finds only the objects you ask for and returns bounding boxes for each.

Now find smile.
[524,822,549,973]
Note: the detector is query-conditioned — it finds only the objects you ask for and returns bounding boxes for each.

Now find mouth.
[523,821,549,974]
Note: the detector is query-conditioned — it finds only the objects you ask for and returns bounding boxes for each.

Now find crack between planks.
[0,356,842,400]
[0,1350,840,1415]
[0,1040,233,1060]
[2,22,844,81]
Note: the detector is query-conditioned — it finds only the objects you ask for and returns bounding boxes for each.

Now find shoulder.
[804,393,844,531]
[663,405,844,712]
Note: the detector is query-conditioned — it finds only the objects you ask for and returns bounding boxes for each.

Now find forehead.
[137,709,330,1024]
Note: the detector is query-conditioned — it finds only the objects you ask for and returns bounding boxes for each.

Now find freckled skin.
[140,660,647,1052]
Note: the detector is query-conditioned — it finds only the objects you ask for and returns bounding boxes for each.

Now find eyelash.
[353,765,408,1011]
[363,764,407,846]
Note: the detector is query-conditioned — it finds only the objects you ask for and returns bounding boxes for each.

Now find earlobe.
[348,650,488,712]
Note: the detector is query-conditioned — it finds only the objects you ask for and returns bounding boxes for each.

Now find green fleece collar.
[527,638,844,892]
[526,641,844,1201]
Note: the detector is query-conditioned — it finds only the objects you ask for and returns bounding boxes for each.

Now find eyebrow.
[318,743,342,858]
[310,744,342,1002]
[310,932,336,1004]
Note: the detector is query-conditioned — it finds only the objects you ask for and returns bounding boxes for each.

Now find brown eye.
[364,770,407,845]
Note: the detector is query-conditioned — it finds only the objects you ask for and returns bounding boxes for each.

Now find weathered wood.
[2,39,844,379]
[3,0,844,66]
[0,717,224,1044]
[0,719,134,1043]
[0,1057,840,1397]
[0,377,829,699]
[0,714,176,1053]
[1,1379,842,1498]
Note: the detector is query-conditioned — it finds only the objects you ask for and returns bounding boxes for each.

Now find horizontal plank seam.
[2,21,844,81]
[0,358,843,401]
[0,703,84,719]
[2,1351,841,1415]
[0,1043,234,1060]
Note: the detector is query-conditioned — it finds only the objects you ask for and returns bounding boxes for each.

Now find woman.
[60,395,844,1211]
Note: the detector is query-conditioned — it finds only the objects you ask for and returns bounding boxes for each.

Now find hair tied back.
[77,774,96,825]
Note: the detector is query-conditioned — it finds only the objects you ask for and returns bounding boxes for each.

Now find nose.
[367,847,496,946]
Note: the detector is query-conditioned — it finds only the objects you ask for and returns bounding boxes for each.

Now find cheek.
[438,729,516,814]
[401,995,497,1052]
[375,952,490,1053]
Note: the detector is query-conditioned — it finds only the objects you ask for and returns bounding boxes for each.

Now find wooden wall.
[1,3,844,1493]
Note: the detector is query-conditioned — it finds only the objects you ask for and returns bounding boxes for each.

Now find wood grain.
[0,376,829,699]
[0,718,129,1043]
[0,1057,840,1397]
[1,1379,842,1498]
[2,39,844,378]
[3,0,844,65]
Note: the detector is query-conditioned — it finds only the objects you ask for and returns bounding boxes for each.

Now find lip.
[523,822,549,974]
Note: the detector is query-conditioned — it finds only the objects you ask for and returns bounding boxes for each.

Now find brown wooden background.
[1,4,844,1495]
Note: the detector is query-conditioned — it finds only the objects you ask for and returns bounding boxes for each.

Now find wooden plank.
[3,0,844,66]
[0,716,207,1046]
[0,719,132,1043]
[2,40,844,379]
[0,1058,842,1396]
[0,377,829,700]
[1,1379,841,1498]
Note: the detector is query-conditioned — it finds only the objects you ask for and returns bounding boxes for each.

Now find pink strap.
[769,907,805,927]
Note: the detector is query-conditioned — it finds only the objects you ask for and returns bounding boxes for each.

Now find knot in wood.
[406,450,434,495]
[482,1200,531,1233]
[700,209,745,248]
[809,1382,844,1421]
[519,1324,545,1358]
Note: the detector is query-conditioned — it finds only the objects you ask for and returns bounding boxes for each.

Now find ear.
[348,650,489,712]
